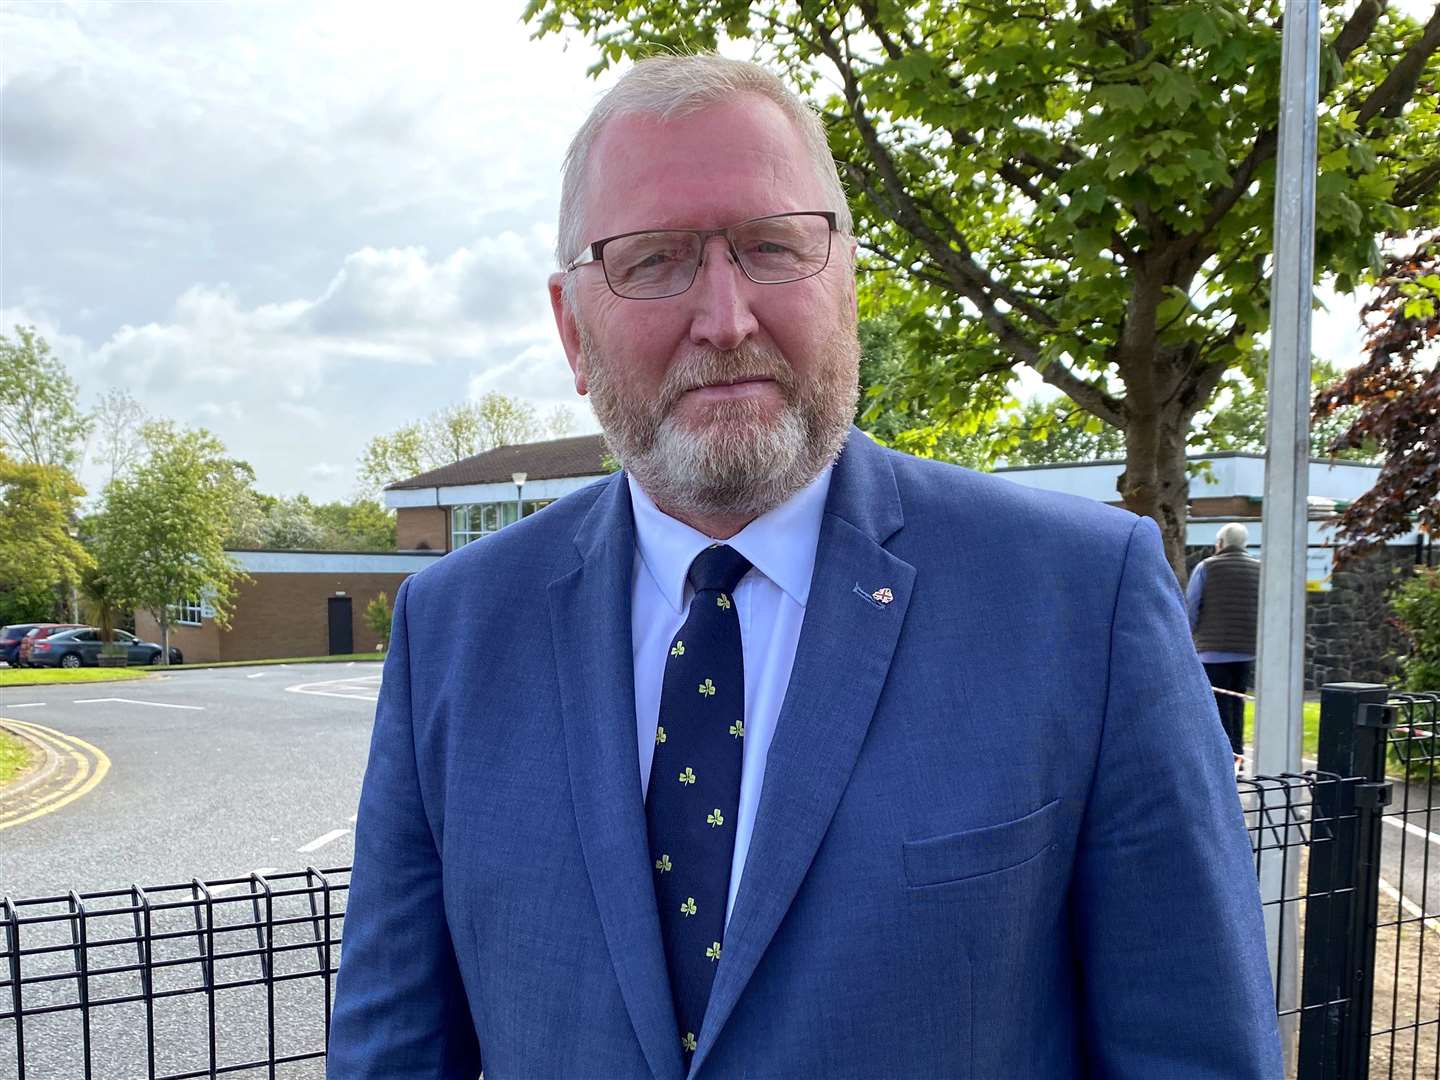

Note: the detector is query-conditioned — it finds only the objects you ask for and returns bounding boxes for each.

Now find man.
[1187,522,1262,765]
[329,55,1281,1078]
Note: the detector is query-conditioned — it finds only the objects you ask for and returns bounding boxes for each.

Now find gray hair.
[1217,522,1250,551]
[555,53,853,269]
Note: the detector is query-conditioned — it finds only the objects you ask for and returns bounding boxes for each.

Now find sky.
[2,1,620,502]
[1,2,1380,505]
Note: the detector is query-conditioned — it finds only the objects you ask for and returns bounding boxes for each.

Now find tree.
[1313,231,1440,559]
[0,325,92,470]
[0,449,92,620]
[1000,397,1128,466]
[856,313,997,467]
[225,490,397,551]
[311,498,396,551]
[357,421,427,496]
[859,313,1123,466]
[526,0,1440,578]
[358,392,576,494]
[1201,357,1373,459]
[91,421,249,664]
[88,387,148,488]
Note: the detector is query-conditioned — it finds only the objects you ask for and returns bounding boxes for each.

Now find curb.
[0,718,111,830]
[0,721,60,800]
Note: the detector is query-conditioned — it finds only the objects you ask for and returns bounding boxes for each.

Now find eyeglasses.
[565,211,838,300]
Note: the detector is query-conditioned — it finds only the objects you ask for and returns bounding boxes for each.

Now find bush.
[365,592,394,653]
[1392,566,1440,692]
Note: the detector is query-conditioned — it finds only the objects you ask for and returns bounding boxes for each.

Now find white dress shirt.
[628,467,832,924]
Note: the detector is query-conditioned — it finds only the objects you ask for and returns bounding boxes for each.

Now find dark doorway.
[327,597,353,655]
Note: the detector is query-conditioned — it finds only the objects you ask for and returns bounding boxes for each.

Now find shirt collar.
[628,465,833,614]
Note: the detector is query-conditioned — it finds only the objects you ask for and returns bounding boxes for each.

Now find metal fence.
[1312,686,1440,1080]
[1,867,348,1079]
[2,688,1438,1079]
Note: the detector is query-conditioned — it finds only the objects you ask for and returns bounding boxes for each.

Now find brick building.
[134,550,442,664]
[385,433,610,553]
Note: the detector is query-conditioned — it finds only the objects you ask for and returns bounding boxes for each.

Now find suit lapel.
[550,477,685,1080]
[692,432,915,1076]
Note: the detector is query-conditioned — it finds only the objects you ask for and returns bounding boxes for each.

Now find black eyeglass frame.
[564,211,840,300]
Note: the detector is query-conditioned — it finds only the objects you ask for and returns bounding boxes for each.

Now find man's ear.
[548,272,588,396]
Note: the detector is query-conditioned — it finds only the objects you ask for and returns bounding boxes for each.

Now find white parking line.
[246,672,266,679]
[73,697,204,711]
[1382,813,1440,850]
[284,674,382,702]
[1378,875,1440,936]
[6,703,45,708]
[298,829,350,854]
[209,868,283,895]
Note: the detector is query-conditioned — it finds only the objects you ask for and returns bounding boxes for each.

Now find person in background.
[1188,522,1262,768]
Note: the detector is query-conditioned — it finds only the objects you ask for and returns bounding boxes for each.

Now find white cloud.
[0,3,618,501]
[3,227,589,503]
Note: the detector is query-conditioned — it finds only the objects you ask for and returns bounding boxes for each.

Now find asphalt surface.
[1,662,380,1079]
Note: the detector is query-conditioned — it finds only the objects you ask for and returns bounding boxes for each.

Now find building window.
[172,598,204,625]
[451,500,553,549]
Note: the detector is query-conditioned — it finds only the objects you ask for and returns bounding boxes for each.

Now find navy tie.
[646,543,751,1061]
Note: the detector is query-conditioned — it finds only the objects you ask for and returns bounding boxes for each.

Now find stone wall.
[1184,543,1421,690]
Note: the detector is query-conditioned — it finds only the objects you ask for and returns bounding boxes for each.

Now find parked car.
[25,627,184,668]
[1,623,51,666]
[15,623,86,666]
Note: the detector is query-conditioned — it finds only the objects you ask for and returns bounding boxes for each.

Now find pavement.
[0,662,380,898]
[0,661,382,1078]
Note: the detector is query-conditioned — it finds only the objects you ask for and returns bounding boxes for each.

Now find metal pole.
[1256,0,1321,1063]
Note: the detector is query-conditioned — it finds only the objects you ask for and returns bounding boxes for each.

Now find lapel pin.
[870,587,894,605]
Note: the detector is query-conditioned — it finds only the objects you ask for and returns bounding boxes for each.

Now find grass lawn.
[1243,699,1321,758]
[0,727,36,785]
[0,666,153,688]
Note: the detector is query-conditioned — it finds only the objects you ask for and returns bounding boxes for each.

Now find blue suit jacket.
[328,429,1282,1079]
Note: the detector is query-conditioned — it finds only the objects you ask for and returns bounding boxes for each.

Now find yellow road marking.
[0,718,111,830]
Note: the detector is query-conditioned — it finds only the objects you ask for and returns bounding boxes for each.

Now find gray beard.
[579,329,857,522]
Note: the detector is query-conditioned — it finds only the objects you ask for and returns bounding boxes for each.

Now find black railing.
[1,867,348,1079]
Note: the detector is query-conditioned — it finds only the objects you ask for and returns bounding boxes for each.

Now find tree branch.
[1396,158,1440,207]
[1039,359,1128,429]
[1332,0,1385,67]
[1355,1,1440,130]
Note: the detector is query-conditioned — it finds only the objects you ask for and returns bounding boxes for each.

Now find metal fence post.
[1298,683,1391,1078]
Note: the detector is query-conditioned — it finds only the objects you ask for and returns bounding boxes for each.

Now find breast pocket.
[902,798,1062,889]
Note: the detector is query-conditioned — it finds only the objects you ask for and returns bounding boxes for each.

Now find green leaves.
[0,450,92,598]
[90,421,249,634]
[525,0,1440,566]
[0,325,92,472]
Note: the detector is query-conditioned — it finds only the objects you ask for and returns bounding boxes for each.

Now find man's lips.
[683,377,779,401]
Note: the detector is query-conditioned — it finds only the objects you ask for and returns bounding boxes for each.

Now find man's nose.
[687,236,759,351]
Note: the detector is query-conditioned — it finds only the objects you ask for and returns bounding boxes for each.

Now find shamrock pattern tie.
[646,543,751,1063]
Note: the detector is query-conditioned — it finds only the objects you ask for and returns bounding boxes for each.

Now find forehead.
[581,95,828,238]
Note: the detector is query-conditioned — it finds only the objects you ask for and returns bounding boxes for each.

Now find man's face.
[549,95,859,522]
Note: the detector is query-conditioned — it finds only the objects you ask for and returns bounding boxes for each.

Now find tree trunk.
[161,616,171,667]
[1117,405,1192,585]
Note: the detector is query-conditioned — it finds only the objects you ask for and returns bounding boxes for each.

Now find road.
[1,662,381,1079]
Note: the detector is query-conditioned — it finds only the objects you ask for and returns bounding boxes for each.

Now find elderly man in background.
[328,54,1282,1079]
[1188,522,1263,768]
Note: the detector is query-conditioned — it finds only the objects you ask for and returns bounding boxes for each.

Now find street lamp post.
[512,471,527,528]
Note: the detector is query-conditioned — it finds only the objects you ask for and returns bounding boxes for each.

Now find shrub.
[1392,566,1440,692]
[365,592,394,653]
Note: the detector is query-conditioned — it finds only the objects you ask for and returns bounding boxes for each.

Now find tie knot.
[688,544,752,595]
